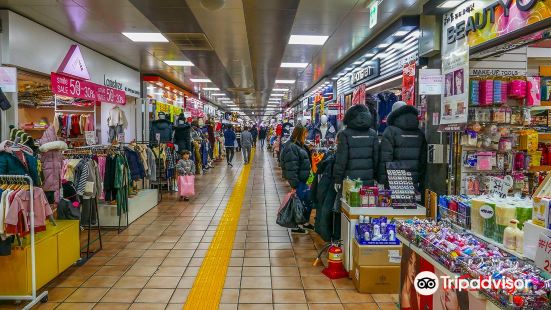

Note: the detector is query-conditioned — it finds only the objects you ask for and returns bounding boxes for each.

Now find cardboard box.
[532,197,551,229]
[352,238,402,266]
[352,261,400,294]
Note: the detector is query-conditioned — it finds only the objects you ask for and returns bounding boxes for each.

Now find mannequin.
[150,112,173,143]
[319,115,329,139]
[312,114,336,141]
[174,113,192,153]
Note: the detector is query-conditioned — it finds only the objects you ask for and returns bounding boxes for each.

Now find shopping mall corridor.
[18,148,398,310]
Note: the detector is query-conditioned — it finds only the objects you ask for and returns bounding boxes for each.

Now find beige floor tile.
[92,303,131,310]
[128,303,167,310]
[304,290,341,303]
[82,276,120,288]
[271,266,300,276]
[242,266,270,277]
[238,289,273,303]
[161,257,191,267]
[56,303,96,310]
[125,265,158,277]
[377,303,399,310]
[154,266,186,277]
[95,265,131,277]
[46,287,76,302]
[302,276,334,289]
[241,276,272,288]
[100,288,140,303]
[145,276,181,288]
[135,257,164,266]
[219,304,238,310]
[343,304,379,310]
[238,304,273,310]
[272,276,303,289]
[272,290,306,304]
[135,288,174,303]
[34,302,60,310]
[307,304,344,310]
[113,276,149,289]
[371,294,398,303]
[336,290,374,303]
[331,278,355,290]
[65,288,109,303]
[165,304,184,310]
[224,276,242,289]
[273,304,308,310]
[169,288,190,303]
[220,288,239,303]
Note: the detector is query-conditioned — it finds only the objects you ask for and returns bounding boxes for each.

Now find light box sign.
[57,44,90,80]
[349,59,380,86]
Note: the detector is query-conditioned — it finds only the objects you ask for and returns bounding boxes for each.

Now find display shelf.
[529,165,551,172]
[396,234,457,277]
[340,198,426,217]
[538,133,551,141]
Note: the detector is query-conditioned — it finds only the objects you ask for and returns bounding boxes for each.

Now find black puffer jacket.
[150,119,173,143]
[174,119,192,153]
[281,142,311,189]
[379,105,427,189]
[333,104,379,185]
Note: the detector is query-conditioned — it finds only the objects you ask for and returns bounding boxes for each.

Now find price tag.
[535,233,551,275]
[84,131,97,146]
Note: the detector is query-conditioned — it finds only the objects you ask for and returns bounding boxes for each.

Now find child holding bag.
[176,150,195,200]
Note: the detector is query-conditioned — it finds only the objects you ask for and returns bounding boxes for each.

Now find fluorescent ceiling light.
[438,0,463,8]
[275,79,295,84]
[394,30,410,37]
[281,62,308,68]
[203,87,220,91]
[354,60,363,65]
[289,35,329,45]
[331,77,339,80]
[377,43,391,48]
[364,53,375,57]
[190,78,211,83]
[211,93,225,96]
[163,60,194,66]
[272,88,289,91]
[122,32,168,42]
[271,93,285,97]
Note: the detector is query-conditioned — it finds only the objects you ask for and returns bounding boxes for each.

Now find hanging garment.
[146,147,157,181]
[311,153,340,242]
[38,126,67,202]
[125,147,145,181]
[4,187,53,236]
[114,154,131,216]
[150,119,173,143]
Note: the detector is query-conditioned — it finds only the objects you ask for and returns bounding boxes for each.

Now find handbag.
[276,193,307,228]
[57,198,81,220]
[178,175,195,197]
[84,181,95,196]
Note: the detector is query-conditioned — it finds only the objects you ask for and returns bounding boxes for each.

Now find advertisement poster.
[400,246,435,310]
[440,45,469,126]
[402,62,416,105]
[352,84,366,105]
[419,69,442,95]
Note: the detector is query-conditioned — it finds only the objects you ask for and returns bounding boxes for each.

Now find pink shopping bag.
[178,175,195,197]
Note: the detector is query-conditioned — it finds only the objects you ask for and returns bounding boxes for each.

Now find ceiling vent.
[165,33,213,51]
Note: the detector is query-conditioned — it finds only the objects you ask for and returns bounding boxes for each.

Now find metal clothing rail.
[0,175,48,308]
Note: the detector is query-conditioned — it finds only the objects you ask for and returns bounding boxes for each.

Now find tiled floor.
[1,148,399,310]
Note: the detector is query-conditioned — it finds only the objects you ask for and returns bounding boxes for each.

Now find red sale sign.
[51,72,126,105]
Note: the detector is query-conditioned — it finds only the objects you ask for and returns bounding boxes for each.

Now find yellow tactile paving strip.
[183,150,254,310]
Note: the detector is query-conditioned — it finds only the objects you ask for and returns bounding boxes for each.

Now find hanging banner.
[95,84,126,105]
[352,84,366,105]
[402,61,416,105]
[440,45,469,127]
[51,72,97,101]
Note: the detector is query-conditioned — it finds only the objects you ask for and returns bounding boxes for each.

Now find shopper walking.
[281,126,314,233]
[176,150,195,201]
[224,125,236,167]
[235,127,242,152]
[251,125,258,148]
[259,126,267,148]
[379,101,427,191]
[333,104,379,189]
[241,126,253,164]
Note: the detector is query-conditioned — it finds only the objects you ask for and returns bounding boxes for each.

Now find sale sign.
[535,233,551,276]
[51,72,126,104]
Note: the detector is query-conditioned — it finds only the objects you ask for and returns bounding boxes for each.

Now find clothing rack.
[61,149,104,262]
[0,175,49,308]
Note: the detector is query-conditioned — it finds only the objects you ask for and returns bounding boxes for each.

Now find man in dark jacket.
[259,126,267,148]
[333,104,379,188]
[224,125,237,166]
[379,101,427,191]
[250,125,258,147]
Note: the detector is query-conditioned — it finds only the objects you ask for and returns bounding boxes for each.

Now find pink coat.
[38,126,67,201]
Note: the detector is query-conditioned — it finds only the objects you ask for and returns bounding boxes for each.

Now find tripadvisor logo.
[414,271,439,296]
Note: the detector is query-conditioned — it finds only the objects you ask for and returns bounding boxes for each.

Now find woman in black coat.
[379,101,427,191]
[281,125,314,233]
[333,104,379,188]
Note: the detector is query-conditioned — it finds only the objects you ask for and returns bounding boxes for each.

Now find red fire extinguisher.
[322,243,348,279]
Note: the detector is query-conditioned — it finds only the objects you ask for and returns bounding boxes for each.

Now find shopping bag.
[57,198,81,220]
[178,175,195,197]
[276,193,307,228]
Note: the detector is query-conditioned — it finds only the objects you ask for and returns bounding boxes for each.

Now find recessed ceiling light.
[289,35,329,45]
[275,79,295,84]
[271,93,285,97]
[377,43,391,48]
[122,32,168,42]
[281,62,309,68]
[272,88,289,91]
[203,87,220,91]
[211,93,225,96]
[163,60,194,66]
[190,78,212,83]
[438,0,463,8]
[393,30,410,37]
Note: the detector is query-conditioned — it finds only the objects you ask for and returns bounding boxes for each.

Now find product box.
[352,238,401,266]
[351,262,400,294]
[532,197,551,229]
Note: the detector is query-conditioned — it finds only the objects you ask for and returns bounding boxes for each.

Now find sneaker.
[303,223,315,231]
[291,228,307,234]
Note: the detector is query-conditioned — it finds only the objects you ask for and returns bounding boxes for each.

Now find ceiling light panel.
[289,35,329,45]
[163,60,194,66]
[275,79,295,84]
[271,93,285,97]
[281,62,309,68]
[272,88,289,91]
[190,78,212,83]
[211,93,225,96]
[202,88,220,91]
[438,0,463,8]
[122,32,168,42]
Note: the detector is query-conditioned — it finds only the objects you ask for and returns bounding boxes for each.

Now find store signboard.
[350,60,380,86]
[419,69,442,95]
[51,72,126,104]
[104,75,140,98]
[444,0,551,49]
[0,67,17,92]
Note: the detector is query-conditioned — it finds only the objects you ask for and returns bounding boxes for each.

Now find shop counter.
[397,234,504,310]
[98,189,158,227]
[340,199,426,272]
[0,220,80,296]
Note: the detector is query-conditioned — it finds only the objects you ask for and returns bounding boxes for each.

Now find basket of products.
[355,216,400,245]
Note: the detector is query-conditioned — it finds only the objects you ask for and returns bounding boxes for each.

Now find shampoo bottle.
[503,219,519,250]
